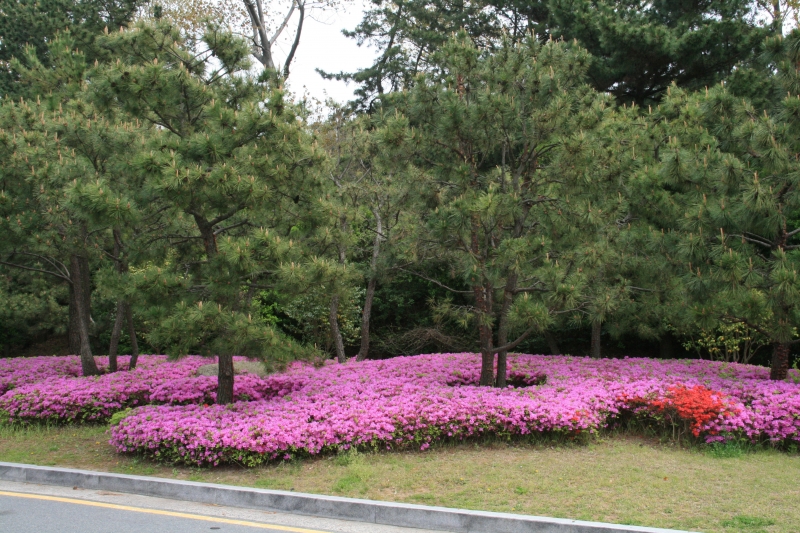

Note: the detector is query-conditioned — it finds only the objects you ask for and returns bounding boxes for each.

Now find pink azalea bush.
[3,353,800,465]
[108,354,800,465]
[0,355,286,422]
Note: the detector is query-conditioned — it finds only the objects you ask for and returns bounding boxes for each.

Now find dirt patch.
[195,361,268,377]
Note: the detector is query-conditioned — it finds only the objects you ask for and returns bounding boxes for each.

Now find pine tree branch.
[512,283,547,293]
[0,260,72,283]
[213,219,251,235]
[731,233,773,248]
[397,267,473,294]
[492,326,536,354]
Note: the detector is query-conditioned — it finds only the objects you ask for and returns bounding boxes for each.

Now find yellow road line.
[0,490,330,533]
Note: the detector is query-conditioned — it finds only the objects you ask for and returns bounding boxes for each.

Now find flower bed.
[0,355,296,423]
[110,354,800,465]
[2,353,800,465]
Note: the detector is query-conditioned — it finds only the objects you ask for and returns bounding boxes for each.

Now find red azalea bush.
[624,385,737,437]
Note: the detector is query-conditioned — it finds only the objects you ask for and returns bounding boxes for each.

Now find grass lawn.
[0,425,795,533]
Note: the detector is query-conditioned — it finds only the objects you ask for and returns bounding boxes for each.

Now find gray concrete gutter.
[0,462,694,533]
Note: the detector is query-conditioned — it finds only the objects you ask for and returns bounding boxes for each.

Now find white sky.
[270,0,378,105]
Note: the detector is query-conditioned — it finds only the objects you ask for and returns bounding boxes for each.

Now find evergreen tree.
[650,30,800,379]
[385,33,624,385]
[549,0,767,106]
[0,32,142,375]
[90,21,323,402]
[316,110,413,361]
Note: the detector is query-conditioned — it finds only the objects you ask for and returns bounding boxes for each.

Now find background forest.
[3,0,800,397]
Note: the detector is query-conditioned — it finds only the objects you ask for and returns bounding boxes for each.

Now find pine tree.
[0,32,142,375]
[549,0,768,106]
[650,28,800,379]
[315,110,413,361]
[89,21,323,402]
[384,33,624,385]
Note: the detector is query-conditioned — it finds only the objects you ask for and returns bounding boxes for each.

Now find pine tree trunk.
[108,228,125,372]
[356,210,383,362]
[70,254,99,376]
[126,303,139,369]
[659,332,675,359]
[496,349,508,388]
[108,300,125,372]
[591,320,602,359]
[111,229,138,370]
[217,353,235,404]
[330,294,346,363]
[770,342,790,381]
[544,331,560,355]
[477,287,494,386]
[356,277,377,361]
[479,349,495,386]
[68,284,81,355]
[495,274,516,388]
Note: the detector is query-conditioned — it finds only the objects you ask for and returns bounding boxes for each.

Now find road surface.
[0,480,446,533]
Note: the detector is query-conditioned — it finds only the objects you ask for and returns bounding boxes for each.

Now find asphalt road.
[0,481,445,533]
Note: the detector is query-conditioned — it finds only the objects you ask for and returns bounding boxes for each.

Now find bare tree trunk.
[330,294,347,363]
[471,208,495,386]
[770,342,790,381]
[476,281,494,386]
[108,300,125,372]
[357,210,383,362]
[217,353,235,404]
[70,254,99,376]
[126,303,139,369]
[544,331,560,355]
[283,0,304,77]
[591,320,602,359]
[68,254,93,354]
[477,283,494,386]
[479,349,495,386]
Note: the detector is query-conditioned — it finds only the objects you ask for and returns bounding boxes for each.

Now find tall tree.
[315,110,413,361]
[90,21,322,402]
[385,33,625,385]
[549,0,768,106]
[0,32,144,375]
[649,30,800,380]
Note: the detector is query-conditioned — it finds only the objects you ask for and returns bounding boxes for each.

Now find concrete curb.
[0,462,693,533]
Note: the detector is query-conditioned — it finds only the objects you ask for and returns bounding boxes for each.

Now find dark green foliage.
[5,1,800,375]
[329,0,767,110]
[549,0,768,106]
[0,270,67,356]
[0,0,145,98]
[380,32,643,383]
[639,30,800,379]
